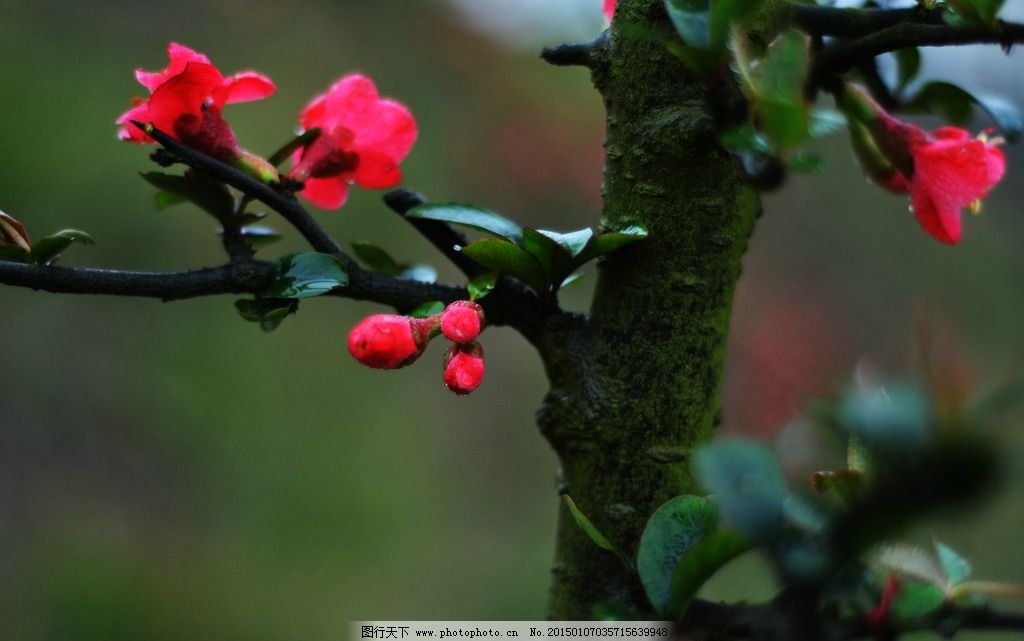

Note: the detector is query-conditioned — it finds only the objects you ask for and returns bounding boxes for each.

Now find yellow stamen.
[969,199,983,216]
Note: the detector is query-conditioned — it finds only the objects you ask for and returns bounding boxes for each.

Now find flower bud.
[443,342,485,395]
[440,300,485,343]
[348,314,428,369]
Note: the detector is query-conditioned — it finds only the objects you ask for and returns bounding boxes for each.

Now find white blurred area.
[445,0,606,50]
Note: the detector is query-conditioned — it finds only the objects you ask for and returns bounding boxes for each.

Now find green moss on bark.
[538,0,762,619]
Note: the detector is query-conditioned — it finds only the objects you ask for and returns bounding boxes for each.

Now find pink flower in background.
[603,0,616,21]
[117,43,275,161]
[291,75,418,210]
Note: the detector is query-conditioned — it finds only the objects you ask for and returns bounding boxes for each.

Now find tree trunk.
[538,0,762,619]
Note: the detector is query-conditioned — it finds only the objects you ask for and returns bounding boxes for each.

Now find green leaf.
[721,125,775,155]
[787,153,825,173]
[30,229,95,266]
[224,225,280,248]
[945,0,1005,27]
[153,191,186,210]
[909,81,1024,142]
[891,582,947,622]
[750,30,809,105]
[234,298,297,333]
[810,469,864,507]
[664,0,711,49]
[894,48,921,93]
[461,238,549,293]
[782,493,828,533]
[809,110,846,139]
[561,272,586,289]
[835,382,931,456]
[666,529,751,618]
[694,440,786,541]
[406,203,523,243]
[141,172,234,222]
[539,228,594,258]
[935,541,972,586]
[400,264,437,283]
[268,127,321,167]
[521,228,566,276]
[708,0,764,50]
[577,226,649,266]
[593,602,646,621]
[637,496,719,614]
[563,495,617,553]
[467,271,498,301]
[408,300,445,318]
[352,241,404,276]
[264,253,348,299]
[872,543,948,588]
[760,100,812,150]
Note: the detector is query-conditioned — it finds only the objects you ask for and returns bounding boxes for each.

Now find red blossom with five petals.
[116,43,275,162]
[290,75,418,210]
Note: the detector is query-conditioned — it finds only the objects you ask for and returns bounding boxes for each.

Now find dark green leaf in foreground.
[235,298,298,333]
[637,495,718,613]
[666,529,751,618]
[461,239,549,293]
[695,439,786,541]
[406,203,523,243]
[264,252,348,299]
[30,229,95,266]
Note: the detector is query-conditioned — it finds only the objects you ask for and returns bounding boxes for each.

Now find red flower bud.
[348,314,431,369]
[440,300,485,343]
[443,342,485,395]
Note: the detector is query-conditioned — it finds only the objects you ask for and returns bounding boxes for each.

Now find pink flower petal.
[912,138,995,213]
[146,62,225,134]
[352,99,418,161]
[216,71,276,105]
[116,103,153,142]
[603,0,616,21]
[135,42,212,91]
[299,94,328,131]
[300,177,351,210]
[910,185,961,244]
[353,150,403,189]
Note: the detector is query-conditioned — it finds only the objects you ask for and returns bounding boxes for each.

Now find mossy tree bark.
[538,0,762,619]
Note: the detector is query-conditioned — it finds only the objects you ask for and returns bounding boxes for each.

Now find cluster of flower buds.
[347,301,486,395]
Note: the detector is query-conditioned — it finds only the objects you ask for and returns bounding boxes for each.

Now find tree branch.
[383,188,485,279]
[133,122,349,262]
[790,5,942,38]
[541,31,609,68]
[812,20,1024,79]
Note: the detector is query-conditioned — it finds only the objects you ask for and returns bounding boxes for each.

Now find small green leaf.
[935,541,972,586]
[666,529,751,618]
[539,228,594,258]
[872,543,948,588]
[787,152,825,173]
[782,493,828,533]
[408,300,445,318]
[406,203,523,243]
[945,0,1005,28]
[664,0,712,50]
[234,298,297,333]
[835,382,931,456]
[400,264,437,283]
[141,172,235,222]
[894,48,922,93]
[153,191,186,210]
[521,228,566,275]
[563,495,617,553]
[694,440,786,541]
[222,225,280,248]
[352,241,404,276]
[30,229,95,266]
[461,238,549,293]
[264,252,348,299]
[637,496,719,614]
[467,271,498,301]
[891,582,947,622]
[561,272,586,289]
[721,126,775,154]
[577,226,649,266]
[268,128,321,167]
[750,30,809,105]
[708,0,764,50]
[809,110,847,139]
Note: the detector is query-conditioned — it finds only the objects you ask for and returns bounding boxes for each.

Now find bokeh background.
[1,0,1023,639]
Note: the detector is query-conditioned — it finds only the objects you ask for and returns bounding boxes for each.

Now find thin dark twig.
[383,188,485,279]
[131,122,349,263]
[541,31,609,68]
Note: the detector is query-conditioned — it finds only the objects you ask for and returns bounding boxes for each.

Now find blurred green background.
[1,1,1023,639]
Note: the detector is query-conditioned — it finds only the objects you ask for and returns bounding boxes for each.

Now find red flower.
[866,575,902,633]
[443,342,486,395]
[603,0,616,21]
[290,75,418,210]
[843,86,1006,244]
[440,300,485,343]
[348,314,433,370]
[117,43,275,162]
